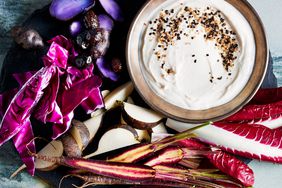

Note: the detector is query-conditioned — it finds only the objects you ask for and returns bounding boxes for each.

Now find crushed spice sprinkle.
[147,4,239,80]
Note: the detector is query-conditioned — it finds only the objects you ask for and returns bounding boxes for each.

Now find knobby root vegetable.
[11,26,44,49]
[69,120,90,151]
[61,134,82,157]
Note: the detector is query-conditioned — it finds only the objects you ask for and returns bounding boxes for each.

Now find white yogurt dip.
[141,0,256,110]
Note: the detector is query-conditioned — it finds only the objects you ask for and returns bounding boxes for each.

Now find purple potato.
[70,21,83,37]
[49,0,95,21]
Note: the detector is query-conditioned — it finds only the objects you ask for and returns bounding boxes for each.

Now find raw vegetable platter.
[0,0,282,188]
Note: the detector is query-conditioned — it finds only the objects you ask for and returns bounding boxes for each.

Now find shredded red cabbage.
[33,70,62,124]
[81,88,104,114]
[13,119,36,175]
[0,35,103,175]
[0,88,18,117]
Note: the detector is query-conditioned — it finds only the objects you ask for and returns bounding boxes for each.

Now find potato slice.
[104,82,134,110]
[121,115,151,142]
[152,122,168,134]
[84,127,140,159]
[122,102,164,130]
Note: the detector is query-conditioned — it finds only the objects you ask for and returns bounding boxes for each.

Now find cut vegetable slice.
[152,123,168,134]
[69,120,90,151]
[104,82,134,110]
[84,113,105,140]
[84,127,140,159]
[121,115,151,142]
[122,102,164,130]
[35,140,64,171]
[90,90,110,117]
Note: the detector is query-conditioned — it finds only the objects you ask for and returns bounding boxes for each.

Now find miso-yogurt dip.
[141,0,255,110]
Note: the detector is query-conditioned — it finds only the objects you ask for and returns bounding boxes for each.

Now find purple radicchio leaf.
[49,0,95,21]
[96,57,119,81]
[65,63,94,88]
[48,35,77,56]
[59,75,102,115]
[99,0,123,21]
[0,66,55,147]
[44,42,69,69]
[13,119,36,175]
[0,88,18,117]
[81,87,104,114]
[52,75,102,139]
[13,71,36,88]
[43,35,78,68]
[0,72,36,117]
[98,14,114,31]
[33,69,63,124]
[52,111,74,140]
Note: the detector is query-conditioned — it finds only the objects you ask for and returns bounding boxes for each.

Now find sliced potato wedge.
[122,102,164,130]
[84,127,140,159]
[152,122,168,134]
[104,82,134,110]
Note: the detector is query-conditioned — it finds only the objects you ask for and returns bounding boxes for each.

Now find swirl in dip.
[141,0,255,110]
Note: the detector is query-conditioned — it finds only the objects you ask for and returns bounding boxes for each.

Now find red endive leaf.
[13,71,36,88]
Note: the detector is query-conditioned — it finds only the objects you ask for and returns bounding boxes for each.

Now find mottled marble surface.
[0,0,282,187]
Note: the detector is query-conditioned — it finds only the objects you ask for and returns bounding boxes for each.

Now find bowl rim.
[126,0,269,123]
